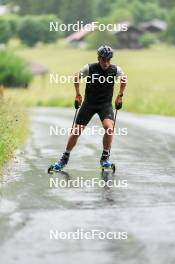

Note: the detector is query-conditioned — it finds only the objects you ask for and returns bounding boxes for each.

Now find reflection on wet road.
[0,107,175,264]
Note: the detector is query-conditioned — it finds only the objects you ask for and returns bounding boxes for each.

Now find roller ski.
[48,152,70,174]
[100,151,116,174]
[101,161,115,173]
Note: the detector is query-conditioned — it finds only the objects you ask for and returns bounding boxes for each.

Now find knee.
[103,125,113,135]
[102,119,114,132]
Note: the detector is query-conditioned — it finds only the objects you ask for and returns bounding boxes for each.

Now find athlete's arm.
[119,75,127,96]
[74,64,89,96]
[115,66,127,110]
[73,64,89,108]
[74,73,81,96]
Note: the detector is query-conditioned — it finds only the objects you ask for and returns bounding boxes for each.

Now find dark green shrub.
[0,51,33,87]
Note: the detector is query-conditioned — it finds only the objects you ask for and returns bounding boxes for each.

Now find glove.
[115,102,122,110]
[74,94,82,109]
[115,95,123,110]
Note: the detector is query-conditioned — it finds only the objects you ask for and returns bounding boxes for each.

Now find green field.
[5,42,175,115]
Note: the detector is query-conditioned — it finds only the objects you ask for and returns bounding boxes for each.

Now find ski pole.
[113,109,118,132]
[108,109,118,156]
[113,100,122,132]
[70,108,79,134]
[70,95,82,134]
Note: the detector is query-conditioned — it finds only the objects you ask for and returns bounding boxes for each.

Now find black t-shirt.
[79,63,124,105]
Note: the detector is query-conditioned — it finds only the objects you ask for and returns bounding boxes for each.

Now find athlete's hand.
[74,94,82,109]
[115,95,123,110]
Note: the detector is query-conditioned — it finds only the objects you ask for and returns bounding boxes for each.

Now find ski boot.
[48,152,70,174]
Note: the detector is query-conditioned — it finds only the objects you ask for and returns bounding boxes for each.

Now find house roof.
[65,19,167,45]
[66,23,94,42]
[114,21,144,35]
[112,21,131,33]
[139,19,167,31]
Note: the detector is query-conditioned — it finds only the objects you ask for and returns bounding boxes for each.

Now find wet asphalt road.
[0,107,175,264]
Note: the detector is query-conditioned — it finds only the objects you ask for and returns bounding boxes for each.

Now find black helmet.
[97,45,113,59]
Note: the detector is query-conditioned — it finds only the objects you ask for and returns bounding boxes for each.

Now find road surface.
[0,107,175,264]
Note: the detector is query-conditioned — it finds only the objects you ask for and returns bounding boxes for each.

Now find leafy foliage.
[86,30,117,49]
[0,17,12,44]
[0,51,33,87]
[17,15,60,47]
[131,0,167,23]
[138,33,156,48]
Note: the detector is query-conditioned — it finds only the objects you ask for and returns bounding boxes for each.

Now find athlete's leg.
[65,102,95,151]
[97,104,114,164]
[65,124,85,151]
[97,104,114,151]
[63,102,96,154]
[55,123,86,169]
[102,118,114,150]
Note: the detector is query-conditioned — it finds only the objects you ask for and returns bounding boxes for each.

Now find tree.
[131,0,167,23]
[94,0,117,17]
[17,15,60,47]
[2,15,19,37]
[108,8,134,23]
[158,0,175,9]
[11,0,62,15]
[37,15,61,43]
[59,0,94,31]
[166,7,175,44]
[0,17,12,44]
[17,16,42,46]
[0,0,9,3]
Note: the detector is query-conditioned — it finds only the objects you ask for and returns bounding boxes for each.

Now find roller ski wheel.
[101,162,115,174]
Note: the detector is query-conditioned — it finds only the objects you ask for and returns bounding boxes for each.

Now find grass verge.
[0,97,28,174]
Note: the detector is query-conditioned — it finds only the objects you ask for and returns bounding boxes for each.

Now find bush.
[17,15,61,47]
[138,33,156,48]
[86,30,117,50]
[0,17,12,44]
[0,51,33,87]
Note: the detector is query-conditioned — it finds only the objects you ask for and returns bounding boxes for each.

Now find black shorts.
[76,102,114,126]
